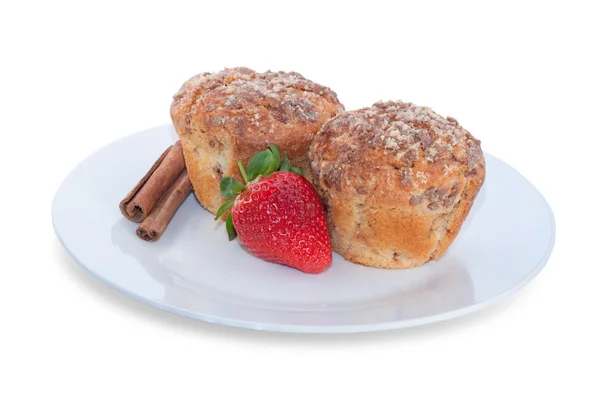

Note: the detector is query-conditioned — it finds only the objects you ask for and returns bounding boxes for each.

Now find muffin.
[170,67,344,215]
[310,101,485,269]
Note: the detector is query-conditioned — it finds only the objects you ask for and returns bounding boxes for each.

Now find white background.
[1,0,599,410]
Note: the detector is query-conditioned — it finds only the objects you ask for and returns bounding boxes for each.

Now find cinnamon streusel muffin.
[310,101,485,269]
[170,67,344,215]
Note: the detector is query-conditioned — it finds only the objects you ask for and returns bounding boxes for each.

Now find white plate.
[52,125,555,333]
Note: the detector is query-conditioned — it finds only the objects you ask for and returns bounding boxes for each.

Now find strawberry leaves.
[226,213,237,240]
[220,176,245,198]
[217,144,304,240]
[246,151,272,181]
[279,152,303,175]
[215,198,235,220]
[246,144,283,181]
[279,152,291,171]
[269,144,280,165]
[243,144,302,182]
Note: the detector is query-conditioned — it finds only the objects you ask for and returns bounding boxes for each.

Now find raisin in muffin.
[309,101,485,269]
[170,67,344,215]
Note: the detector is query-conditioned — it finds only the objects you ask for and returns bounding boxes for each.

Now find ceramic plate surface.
[52,125,555,333]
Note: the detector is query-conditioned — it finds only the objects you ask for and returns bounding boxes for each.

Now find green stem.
[238,160,249,184]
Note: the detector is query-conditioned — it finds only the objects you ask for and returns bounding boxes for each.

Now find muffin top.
[310,101,485,209]
[170,67,343,158]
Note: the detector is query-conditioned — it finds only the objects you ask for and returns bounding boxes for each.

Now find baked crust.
[310,101,485,269]
[170,67,344,214]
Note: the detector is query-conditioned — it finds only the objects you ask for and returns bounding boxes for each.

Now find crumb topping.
[322,101,479,162]
[172,68,341,130]
[311,101,484,203]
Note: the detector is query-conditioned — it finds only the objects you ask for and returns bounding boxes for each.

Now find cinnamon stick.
[136,170,193,242]
[119,140,185,222]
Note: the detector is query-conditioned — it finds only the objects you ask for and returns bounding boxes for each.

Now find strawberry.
[215,145,332,274]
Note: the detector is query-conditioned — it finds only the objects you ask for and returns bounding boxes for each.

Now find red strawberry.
[215,145,332,274]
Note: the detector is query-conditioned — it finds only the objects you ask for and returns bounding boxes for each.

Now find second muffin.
[310,101,485,269]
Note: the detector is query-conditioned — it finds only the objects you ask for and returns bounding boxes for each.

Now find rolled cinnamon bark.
[119,140,185,222]
[136,170,193,242]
